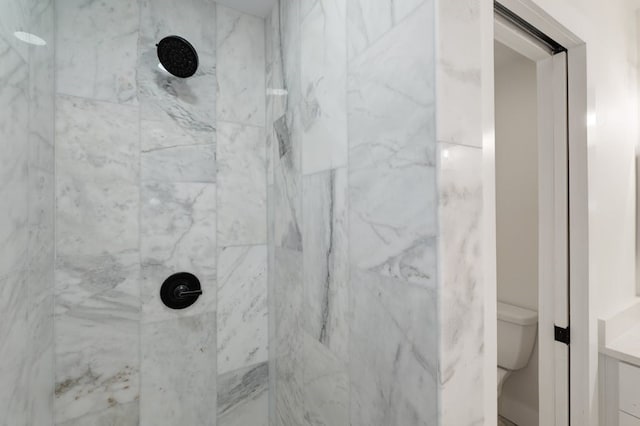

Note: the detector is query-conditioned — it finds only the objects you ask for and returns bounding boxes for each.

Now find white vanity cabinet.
[600,355,640,425]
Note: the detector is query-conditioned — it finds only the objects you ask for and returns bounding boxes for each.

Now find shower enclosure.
[0,0,484,425]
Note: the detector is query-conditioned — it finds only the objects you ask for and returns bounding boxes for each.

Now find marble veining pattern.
[217,122,267,246]
[436,0,481,147]
[140,181,216,323]
[217,362,269,426]
[217,245,268,374]
[54,94,140,423]
[300,0,347,174]
[216,5,266,127]
[346,0,426,60]
[140,313,217,426]
[348,3,437,287]
[349,269,438,426]
[303,168,349,363]
[55,0,139,104]
[437,142,483,425]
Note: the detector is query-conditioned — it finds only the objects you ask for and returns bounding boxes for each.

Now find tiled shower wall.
[0,0,55,423]
[54,1,267,424]
[268,0,440,425]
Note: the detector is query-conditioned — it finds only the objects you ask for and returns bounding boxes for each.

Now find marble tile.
[55,96,139,308]
[349,269,438,426]
[346,0,428,60]
[138,0,216,57]
[55,0,138,104]
[137,48,216,136]
[216,5,266,126]
[273,248,305,426]
[217,245,268,374]
[55,95,140,423]
[347,0,392,60]
[303,334,349,426]
[54,289,140,423]
[28,168,55,426]
[278,0,301,107]
[0,0,29,60]
[57,402,139,426]
[0,272,29,426]
[348,3,437,287]
[55,96,139,185]
[140,119,215,152]
[0,43,29,279]
[437,142,484,425]
[302,168,349,362]
[28,2,55,175]
[140,313,217,426]
[272,112,302,250]
[436,0,481,146]
[137,0,216,139]
[141,143,216,183]
[217,363,269,426]
[29,344,54,426]
[140,182,216,323]
[300,0,348,174]
[217,122,267,246]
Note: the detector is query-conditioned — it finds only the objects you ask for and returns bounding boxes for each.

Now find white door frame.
[485,1,590,425]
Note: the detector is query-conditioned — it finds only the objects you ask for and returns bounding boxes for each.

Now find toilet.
[497,301,538,397]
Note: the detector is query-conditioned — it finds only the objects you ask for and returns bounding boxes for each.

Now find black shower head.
[156,35,199,78]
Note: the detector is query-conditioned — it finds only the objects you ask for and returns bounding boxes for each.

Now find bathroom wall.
[494,41,539,426]
[54,1,266,424]
[268,0,439,424]
[0,0,55,423]
[436,1,485,424]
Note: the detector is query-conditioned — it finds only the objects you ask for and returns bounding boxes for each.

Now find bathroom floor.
[498,416,518,426]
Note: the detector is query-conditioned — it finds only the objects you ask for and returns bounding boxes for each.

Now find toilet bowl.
[496,301,538,397]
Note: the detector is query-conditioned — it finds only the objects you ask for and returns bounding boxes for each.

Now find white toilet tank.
[497,301,538,370]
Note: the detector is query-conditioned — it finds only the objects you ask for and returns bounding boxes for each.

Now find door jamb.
[486,1,590,425]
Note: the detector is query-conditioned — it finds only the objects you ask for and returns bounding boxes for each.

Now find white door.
[537,51,570,426]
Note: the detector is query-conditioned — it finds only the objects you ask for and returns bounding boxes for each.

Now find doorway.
[493,5,573,425]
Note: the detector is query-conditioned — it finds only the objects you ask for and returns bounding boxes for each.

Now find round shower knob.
[160,272,202,309]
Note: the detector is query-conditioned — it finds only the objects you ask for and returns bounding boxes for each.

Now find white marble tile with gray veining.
[138,0,216,58]
[217,245,268,375]
[272,111,302,250]
[303,168,349,363]
[140,313,217,426]
[141,142,216,183]
[57,401,139,426]
[54,289,140,424]
[274,248,305,426]
[138,46,216,134]
[300,0,347,174]
[55,0,138,104]
[217,122,267,246]
[277,0,302,108]
[217,362,268,426]
[437,142,484,425]
[436,0,481,146]
[140,181,216,323]
[303,333,349,426]
[137,0,216,145]
[0,43,29,279]
[55,96,139,307]
[55,96,139,185]
[347,0,427,60]
[349,269,437,426]
[0,272,29,426]
[216,5,266,127]
[140,119,215,153]
[348,3,437,287]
